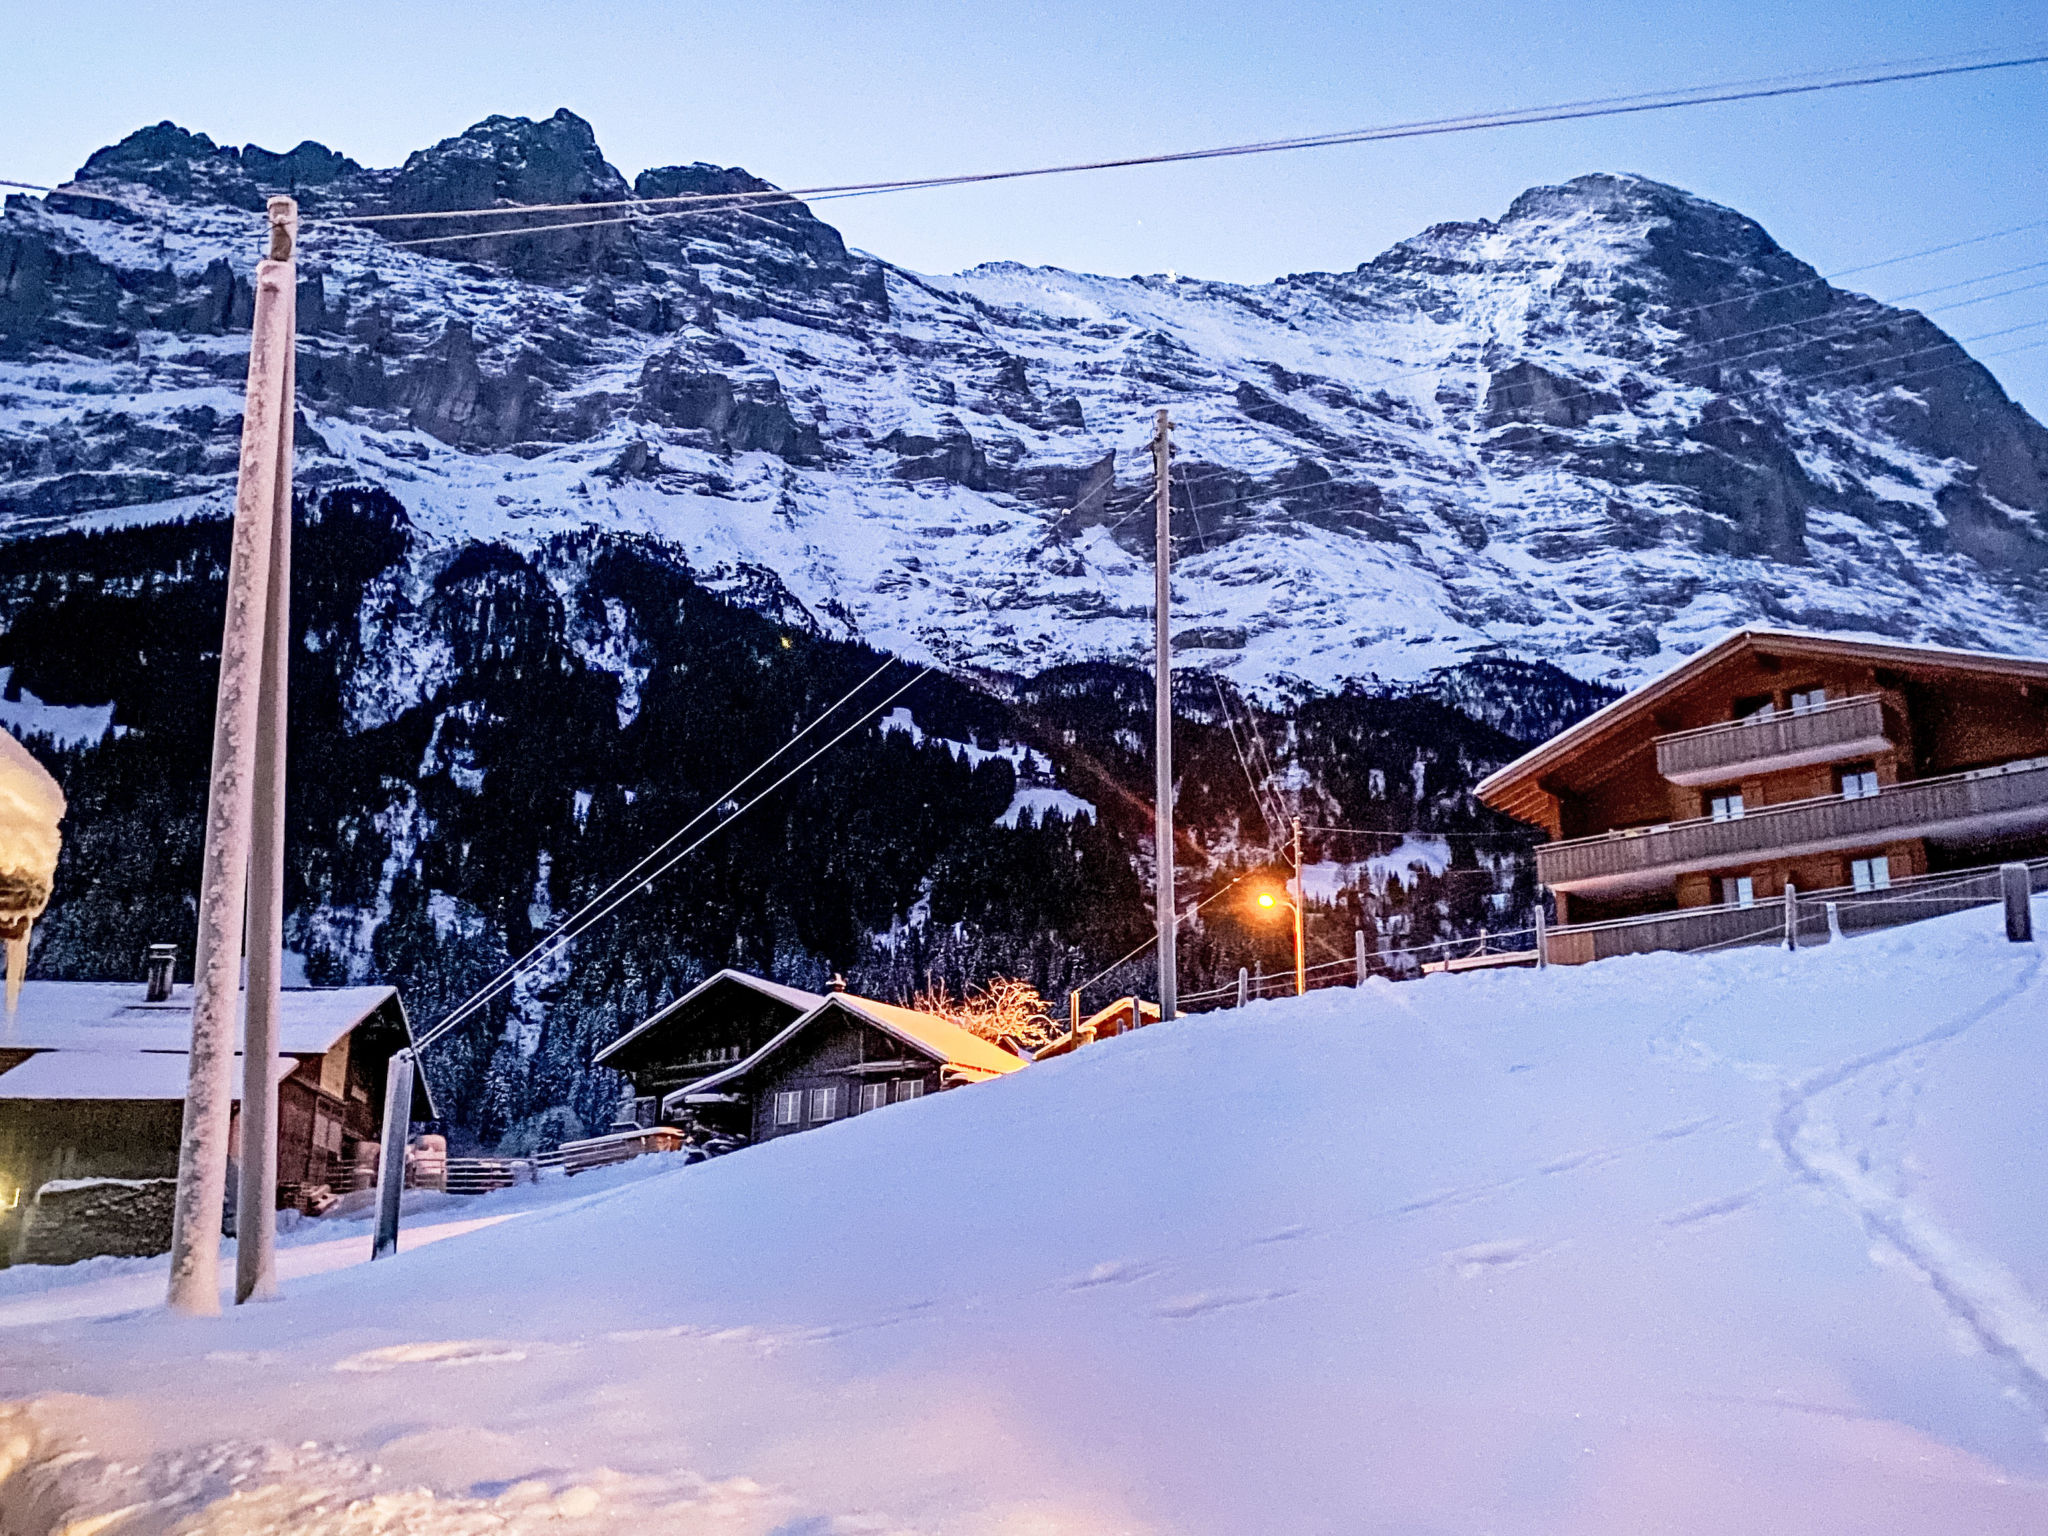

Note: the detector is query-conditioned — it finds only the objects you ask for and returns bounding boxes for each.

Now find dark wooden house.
[594,969,826,1127]
[0,978,427,1264]
[668,990,1026,1143]
[1476,628,2048,960]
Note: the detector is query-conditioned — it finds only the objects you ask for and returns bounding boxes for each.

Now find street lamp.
[1254,888,1307,996]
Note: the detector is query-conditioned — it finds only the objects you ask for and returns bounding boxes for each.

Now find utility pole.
[235,196,297,1305]
[1291,815,1306,996]
[1152,409,1176,1022]
[169,197,298,1316]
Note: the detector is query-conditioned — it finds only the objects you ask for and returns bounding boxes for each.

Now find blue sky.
[12,0,2048,415]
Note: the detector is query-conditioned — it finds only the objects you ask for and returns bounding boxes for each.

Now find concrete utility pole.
[235,199,297,1306]
[1152,409,1177,1022]
[168,197,297,1316]
[1291,815,1307,996]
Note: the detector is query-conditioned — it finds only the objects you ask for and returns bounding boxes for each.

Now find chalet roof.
[1476,627,2048,823]
[0,1050,295,1100]
[1033,997,1161,1060]
[593,968,825,1069]
[0,982,403,1056]
[673,991,1025,1107]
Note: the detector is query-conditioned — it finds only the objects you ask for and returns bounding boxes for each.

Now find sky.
[10,0,2048,415]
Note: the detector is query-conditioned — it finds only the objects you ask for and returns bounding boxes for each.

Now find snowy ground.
[8,901,2048,1533]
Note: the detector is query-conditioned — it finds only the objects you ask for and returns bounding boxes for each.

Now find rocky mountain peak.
[71,121,363,213]
[7,114,2048,689]
[386,108,630,215]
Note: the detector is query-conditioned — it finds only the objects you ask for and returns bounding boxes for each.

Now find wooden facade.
[1476,629,2048,949]
[594,970,826,1133]
[0,983,425,1263]
[669,990,1026,1144]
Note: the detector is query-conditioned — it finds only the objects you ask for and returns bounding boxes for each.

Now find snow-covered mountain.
[7,109,2047,693]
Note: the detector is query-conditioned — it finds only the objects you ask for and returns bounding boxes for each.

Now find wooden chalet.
[1033,995,1160,1059]
[0,975,428,1264]
[594,969,827,1128]
[1476,628,2048,961]
[659,985,1025,1143]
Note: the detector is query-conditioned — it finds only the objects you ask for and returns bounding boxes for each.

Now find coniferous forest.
[0,488,1611,1148]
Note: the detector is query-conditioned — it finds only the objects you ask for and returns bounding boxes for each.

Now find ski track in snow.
[1771,944,2048,1420]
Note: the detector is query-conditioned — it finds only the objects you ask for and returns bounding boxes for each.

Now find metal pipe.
[372,1049,415,1261]
[1152,410,1176,1022]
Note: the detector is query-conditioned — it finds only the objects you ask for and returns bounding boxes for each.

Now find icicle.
[5,924,26,1014]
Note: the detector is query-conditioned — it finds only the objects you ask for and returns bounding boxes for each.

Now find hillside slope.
[6,900,2048,1533]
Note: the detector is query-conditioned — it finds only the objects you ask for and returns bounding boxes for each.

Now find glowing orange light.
[1256,892,1277,909]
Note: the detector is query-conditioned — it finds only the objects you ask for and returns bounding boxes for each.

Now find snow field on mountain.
[8,899,2048,1531]
[16,163,2046,699]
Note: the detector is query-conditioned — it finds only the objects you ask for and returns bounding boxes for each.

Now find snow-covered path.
[7,902,2048,1533]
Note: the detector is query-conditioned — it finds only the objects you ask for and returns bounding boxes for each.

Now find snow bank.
[6,901,2048,1532]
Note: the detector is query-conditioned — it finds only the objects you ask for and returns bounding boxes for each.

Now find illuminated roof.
[673,991,1025,1107]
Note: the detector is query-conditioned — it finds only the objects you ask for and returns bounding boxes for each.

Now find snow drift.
[5,899,2048,1532]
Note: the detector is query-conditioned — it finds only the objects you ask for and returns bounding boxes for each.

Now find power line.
[1167,295,2048,516]
[283,50,2048,249]
[1162,249,2048,506]
[317,50,2032,228]
[1167,317,2048,533]
[413,660,925,1053]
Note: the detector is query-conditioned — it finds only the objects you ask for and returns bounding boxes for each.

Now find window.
[808,1085,840,1122]
[1734,695,1775,721]
[1789,687,1828,715]
[1709,792,1745,822]
[1852,856,1891,892]
[774,1090,802,1127]
[859,1081,889,1113]
[1840,764,1880,800]
[893,1078,925,1103]
[1721,876,1755,909]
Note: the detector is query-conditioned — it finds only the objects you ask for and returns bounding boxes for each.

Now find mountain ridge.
[6,109,2046,697]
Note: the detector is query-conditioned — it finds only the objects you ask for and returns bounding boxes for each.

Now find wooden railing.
[1654,694,1890,786]
[1543,857,2047,964]
[1539,756,2048,893]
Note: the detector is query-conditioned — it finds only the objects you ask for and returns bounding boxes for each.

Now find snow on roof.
[830,995,1027,1079]
[676,991,1024,1106]
[0,1049,294,1100]
[0,982,400,1056]
[593,968,825,1066]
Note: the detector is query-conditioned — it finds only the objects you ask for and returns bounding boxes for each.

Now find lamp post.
[1255,889,1307,997]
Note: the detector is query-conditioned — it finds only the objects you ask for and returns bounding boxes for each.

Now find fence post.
[1354,930,1368,987]
[1069,988,1082,1039]
[371,1049,414,1261]
[1534,900,1548,969]
[1826,901,1843,943]
[2002,862,2033,942]
[1784,881,1799,951]
[1236,966,1249,1008]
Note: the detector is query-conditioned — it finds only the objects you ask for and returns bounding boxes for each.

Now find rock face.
[3,118,2048,691]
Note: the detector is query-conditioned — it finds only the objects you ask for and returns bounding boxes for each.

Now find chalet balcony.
[1653,693,1892,786]
[1538,755,2048,896]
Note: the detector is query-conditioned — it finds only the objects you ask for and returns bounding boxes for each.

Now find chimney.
[144,943,177,1002]
[828,973,848,993]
